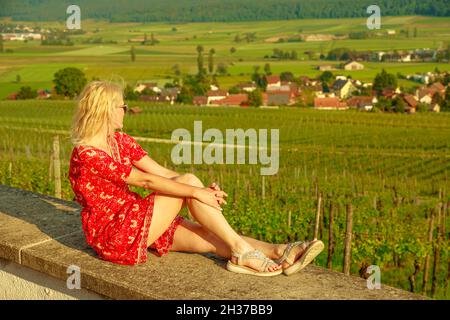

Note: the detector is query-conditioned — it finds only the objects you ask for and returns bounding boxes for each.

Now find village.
[128,61,449,113]
[1,23,449,113]
[5,60,450,114]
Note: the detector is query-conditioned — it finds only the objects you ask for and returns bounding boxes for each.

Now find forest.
[1,0,449,23]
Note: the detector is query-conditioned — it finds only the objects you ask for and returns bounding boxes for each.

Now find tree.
[16,86,37,99]
[393,97,405,113]
[216,63,228,76]
[373,69,397,94]
[143,33,148,45]
[53,67,87,98]
[280,71,295,82]
[172,64,181,77]
[251,65,267,89]
[264,63,272,75]
[414,27,418,38]
[0,34,3,53]
[130,45,136,62]
[150,33,159,45]
[319,71,334,85]
[196,45,206,77]
[416,103,428,112]
[375,96,392,112]
[290,50,298,60]
[230,47,236,54]
[16,74,21,83]
[124,84,139,101]
[247,89,263,107]
[442,86,450,111]
[208,48,215,74]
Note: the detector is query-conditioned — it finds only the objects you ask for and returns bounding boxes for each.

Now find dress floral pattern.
[69,131,185,266]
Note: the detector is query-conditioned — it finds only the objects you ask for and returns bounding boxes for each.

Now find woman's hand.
[193,187,228,211]
[209,182,221,192]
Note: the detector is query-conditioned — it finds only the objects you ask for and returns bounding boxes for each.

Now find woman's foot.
[230,243,282,273]
[275,240,314,269]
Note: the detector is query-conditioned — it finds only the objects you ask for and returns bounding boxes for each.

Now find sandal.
[276,240,324,276]
[226,249,283,277]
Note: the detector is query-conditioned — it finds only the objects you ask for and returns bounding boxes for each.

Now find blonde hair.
[71,80,124,147]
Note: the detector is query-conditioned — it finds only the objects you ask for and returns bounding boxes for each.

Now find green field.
[0,100,449,299]
[0,16,449,99]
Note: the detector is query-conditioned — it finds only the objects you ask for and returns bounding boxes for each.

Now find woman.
[69,81,324,277]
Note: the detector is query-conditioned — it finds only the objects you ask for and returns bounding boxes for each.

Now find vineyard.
[0,100,449,299]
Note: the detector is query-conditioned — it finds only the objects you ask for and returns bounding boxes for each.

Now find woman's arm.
[132,155,180,179]
[126,167,226,211]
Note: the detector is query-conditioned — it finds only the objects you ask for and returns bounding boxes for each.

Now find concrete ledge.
[0,184,427,300]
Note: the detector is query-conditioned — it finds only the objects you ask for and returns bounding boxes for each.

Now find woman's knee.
[174,173,204,188]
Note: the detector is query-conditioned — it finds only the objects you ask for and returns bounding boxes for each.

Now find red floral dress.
[69,131,185,266]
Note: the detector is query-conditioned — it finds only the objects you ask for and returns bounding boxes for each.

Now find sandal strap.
[232,249,276,272]
[275,241,306,265]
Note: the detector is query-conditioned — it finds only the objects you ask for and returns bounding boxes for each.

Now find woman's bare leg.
[171,219,304,270]
[148,174,281,272]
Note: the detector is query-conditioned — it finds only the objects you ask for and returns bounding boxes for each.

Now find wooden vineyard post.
[288,210,291,229]
[8,162,12,182]
[343,202,353,276]
[53,136,61,199]
[431,190,444,298]
[422,208,435,295]
[261,175,265,200]
[313,192,322,240]
[327,200,334,270]
[48,152,53,183]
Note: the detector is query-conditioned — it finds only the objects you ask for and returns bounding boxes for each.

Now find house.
[382,88,401,99]
[429,82,446,97]
[214,94,248,106]
[373,51,387,62]
[429,103,440,113]
[403,95,418,113]
[206,90,228,104]
[343,61,364,71]
[332,79,356,99]
[236,82,257,93]
[210,84,219,91]
[266,92,291,106]
[7,92,18,100]
[139,95,160,102]
[387,30,396,35]
[408,74,431,84]
[314,97,348,110]
[134,82,161,94]
[415,84,444,103]
[399,54,412,62]
[160,88,179,104]
[317,65,334,71]
[265,75,281,88]
[37,89,51,99]
[416,88,433,104]
[346,96,377,111]
[193,96,208,106]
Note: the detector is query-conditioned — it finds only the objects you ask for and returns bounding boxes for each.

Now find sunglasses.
[118,104,128,113]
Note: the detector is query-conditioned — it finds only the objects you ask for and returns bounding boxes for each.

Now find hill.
[1,0,449,23]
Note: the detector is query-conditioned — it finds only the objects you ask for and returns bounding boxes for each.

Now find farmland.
[1,16,450,99]
[0,100,449,298]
